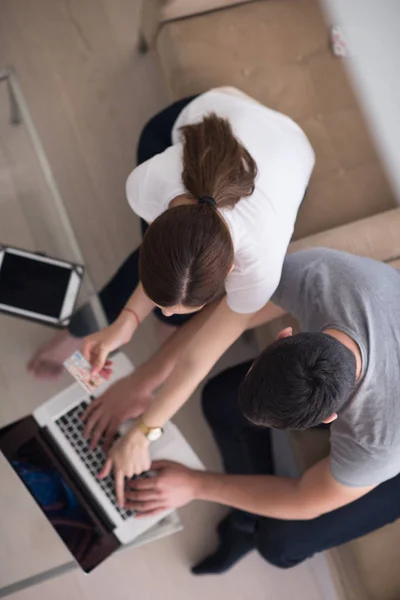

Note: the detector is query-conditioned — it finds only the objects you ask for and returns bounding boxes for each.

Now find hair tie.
[198,195,217,208]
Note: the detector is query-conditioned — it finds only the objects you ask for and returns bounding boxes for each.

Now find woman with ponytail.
[29,88,315,505]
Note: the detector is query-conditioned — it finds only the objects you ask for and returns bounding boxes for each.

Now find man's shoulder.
[286,247,354,266]
[334,393,400,448]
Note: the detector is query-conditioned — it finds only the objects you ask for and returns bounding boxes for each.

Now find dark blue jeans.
[68,97,196,337]
[202,361,400,568]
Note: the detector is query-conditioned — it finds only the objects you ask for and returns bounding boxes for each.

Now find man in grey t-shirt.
[268,247,400,488]
[122,248,400,574]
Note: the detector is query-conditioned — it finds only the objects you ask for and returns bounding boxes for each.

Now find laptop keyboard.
[56,401,136,521]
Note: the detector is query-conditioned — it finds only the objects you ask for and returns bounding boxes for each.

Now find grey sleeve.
[271,252,309,315]
[330,433,400,487]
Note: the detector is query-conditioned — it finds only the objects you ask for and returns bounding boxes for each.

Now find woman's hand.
[99,427,151,507]
[81,368,153,451]
[82,311,137,375]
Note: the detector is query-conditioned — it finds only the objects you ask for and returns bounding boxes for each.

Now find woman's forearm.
[138,299,285,393]
[137,300,221,391]
[141,299,253,427]
[141,357,207,427]
[113,283,156,343]
[124,282,156,323]
[136,299,286,425]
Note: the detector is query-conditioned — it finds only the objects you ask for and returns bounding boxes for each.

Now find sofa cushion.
[156,0,395,238]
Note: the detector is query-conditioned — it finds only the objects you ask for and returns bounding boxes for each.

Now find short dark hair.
[239,333,357,430]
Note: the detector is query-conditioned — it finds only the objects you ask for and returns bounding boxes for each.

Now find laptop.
[0,353,203,573]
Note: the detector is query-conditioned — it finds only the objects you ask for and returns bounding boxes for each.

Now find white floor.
[0,1,324,598]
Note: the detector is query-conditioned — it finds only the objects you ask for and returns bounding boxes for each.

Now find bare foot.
[27,329,82,380]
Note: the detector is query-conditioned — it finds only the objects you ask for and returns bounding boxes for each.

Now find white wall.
[321,0,400,203]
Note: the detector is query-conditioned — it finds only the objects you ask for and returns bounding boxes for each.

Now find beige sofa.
[141,1,400,598]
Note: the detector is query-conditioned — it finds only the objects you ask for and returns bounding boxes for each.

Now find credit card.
[63,351,105,394]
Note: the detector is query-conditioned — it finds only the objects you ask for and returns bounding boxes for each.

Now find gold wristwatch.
[136,418,164,442]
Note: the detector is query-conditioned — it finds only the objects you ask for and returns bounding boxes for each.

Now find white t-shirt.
[126,88,315,314]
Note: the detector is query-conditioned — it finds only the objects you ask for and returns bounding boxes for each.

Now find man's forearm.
[193,472,315,521]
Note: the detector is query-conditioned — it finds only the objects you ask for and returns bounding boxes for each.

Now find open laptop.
[0,353,203,572]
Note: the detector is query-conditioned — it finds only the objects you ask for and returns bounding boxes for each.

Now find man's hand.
[125,460,200,517]
[82,369,153,451]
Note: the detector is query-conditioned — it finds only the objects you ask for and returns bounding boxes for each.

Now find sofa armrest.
[289,207,400,262]
[138,0,257,50]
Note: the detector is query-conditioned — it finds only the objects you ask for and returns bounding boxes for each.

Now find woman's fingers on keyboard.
[98,457,112,479]
[103,421,119,452]
[89,416,109,450]
[81,399,98,422]
[83,404,102,438]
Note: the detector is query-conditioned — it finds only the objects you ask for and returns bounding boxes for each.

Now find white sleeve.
[225,234,287,314]
[125,162,157,224]
[226,264,283,314]
[125,145,185,224]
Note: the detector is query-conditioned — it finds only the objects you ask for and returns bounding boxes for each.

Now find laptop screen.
[10,436,109,570]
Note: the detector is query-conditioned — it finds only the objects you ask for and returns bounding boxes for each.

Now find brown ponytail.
[181,113,257,208]
[139,113,258,309]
